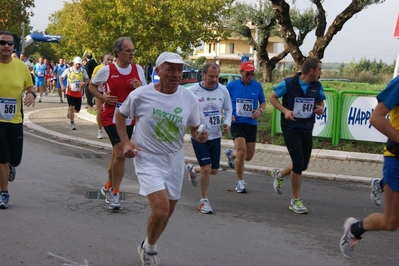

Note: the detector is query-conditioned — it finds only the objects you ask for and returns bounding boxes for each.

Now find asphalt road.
[1,121,398,266]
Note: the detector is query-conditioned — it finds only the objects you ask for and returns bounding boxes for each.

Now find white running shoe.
[185,163,198,187]
[100,186,113,204]
[109,192,121,210]
[289,198,308,214]
[97,130,104,139]
[340,217,360,259]
[137,240,161,266]
[198,199,213,214]
[270,168,283,194]
[370,178,383,206]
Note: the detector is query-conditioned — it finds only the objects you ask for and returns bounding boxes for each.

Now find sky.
[28,0,399,63]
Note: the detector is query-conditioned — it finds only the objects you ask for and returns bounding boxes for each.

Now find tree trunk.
[270,0,381,70]
[270,0,305,71]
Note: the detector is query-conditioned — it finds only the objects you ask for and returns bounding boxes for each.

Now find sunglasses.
[0,40,14,46]
[245,72,255,77]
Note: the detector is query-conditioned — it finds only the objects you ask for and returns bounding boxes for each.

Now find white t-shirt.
[91,62,146,86]
[25,61,33,70]
[119,84,202,154]
[189,82,232,140]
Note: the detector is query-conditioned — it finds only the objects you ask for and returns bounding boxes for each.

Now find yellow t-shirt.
[384,106,399,156]
[92,64,104,78]
[0,57,34,124]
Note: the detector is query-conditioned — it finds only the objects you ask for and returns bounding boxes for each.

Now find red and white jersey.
[100,63,143,127]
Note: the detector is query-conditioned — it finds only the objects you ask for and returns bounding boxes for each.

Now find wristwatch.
[28,91,37,99]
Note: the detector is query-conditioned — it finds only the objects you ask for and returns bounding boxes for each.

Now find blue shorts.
[383,157,399,192]
[35,77,45,87]
[191,137,221,169]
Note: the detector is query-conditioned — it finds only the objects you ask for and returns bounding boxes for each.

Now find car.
[182,73,241,88]
[319,78,352,82]
[181,69,199,85]
[218,73,241,85]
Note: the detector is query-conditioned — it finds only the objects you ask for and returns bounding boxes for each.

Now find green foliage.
[45,0,232,64]
[192,56,207,69]
[342,57,394,76]
[0,0,34,31]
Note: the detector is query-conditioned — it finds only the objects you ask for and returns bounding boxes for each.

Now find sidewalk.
[24,105,383,184]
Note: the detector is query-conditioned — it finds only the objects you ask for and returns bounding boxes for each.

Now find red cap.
[240,61,255,71]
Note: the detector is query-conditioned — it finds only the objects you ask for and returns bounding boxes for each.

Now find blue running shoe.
[224,148,235,169]
[235,180,247,193]
[9,166,16,182]
[0,192,9,209]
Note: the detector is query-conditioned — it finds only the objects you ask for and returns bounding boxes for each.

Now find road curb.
[24,108,378,185]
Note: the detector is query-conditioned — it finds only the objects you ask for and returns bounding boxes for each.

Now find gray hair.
[113,37,133,58]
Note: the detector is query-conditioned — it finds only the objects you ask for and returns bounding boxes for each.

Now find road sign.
[151,68,160,84]
[241,56,249,63]
[394,11,399,38]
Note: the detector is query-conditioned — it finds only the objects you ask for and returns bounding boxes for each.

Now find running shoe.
[370,178,383,206]
[235,180,247,193]
[59,98,63,103]
[70,122,76,130]
[270,168,283,194]
[198,199,213,214]
[137,240,161,266]
[109,192,121,210]
[9,166,16,182]
[185,163,198,187]
[97,130,104,139]
[289,198,308,214]
[100,186,113,204]
[340,217,360,259]
[0,192,9,209]
[38,97,42,103]
[224,148,235,169]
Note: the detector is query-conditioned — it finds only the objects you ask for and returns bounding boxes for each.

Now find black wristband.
[28,91,37,99]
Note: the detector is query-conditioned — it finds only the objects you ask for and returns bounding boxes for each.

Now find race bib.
[293,97,314,118]
[113,102,132,125]
[37,71,44,77]
[0,98,17,120]
[236,98,253,117]
[203,104,221,129]
[71,81,81,91]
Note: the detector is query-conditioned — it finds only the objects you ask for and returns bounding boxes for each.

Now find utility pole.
[21,22,25,53]
[254,0,261,69]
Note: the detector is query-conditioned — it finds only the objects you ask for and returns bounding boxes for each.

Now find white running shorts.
[133,149,185,200]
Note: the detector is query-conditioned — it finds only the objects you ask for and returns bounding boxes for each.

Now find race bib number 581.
[0,98,17,120]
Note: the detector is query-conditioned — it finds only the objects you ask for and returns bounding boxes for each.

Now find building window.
[208,44,212,53]
[229,43,234,54]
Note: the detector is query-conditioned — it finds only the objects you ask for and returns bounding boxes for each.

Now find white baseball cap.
[73,56,83,64]
[155,52,189,67]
